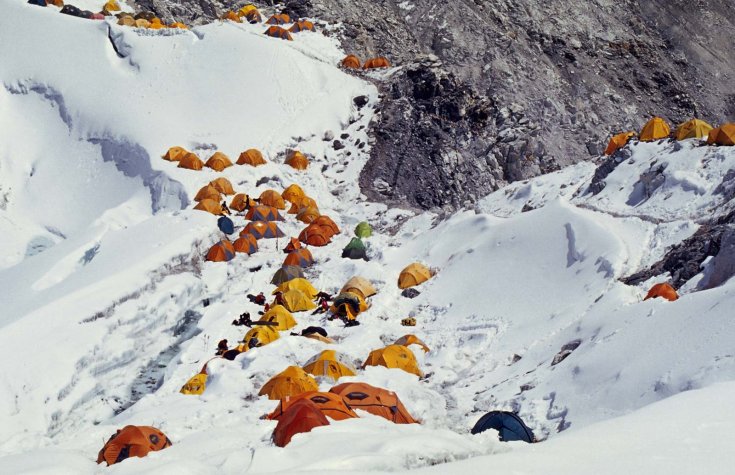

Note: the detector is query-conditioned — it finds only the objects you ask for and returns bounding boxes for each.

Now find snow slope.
[1,1,734,473]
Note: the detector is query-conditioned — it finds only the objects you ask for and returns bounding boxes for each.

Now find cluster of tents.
[218,6,317,41]
[116,10,188,29]
[605,117,735,155]
[341,55,391,70]
[27,0,190,28]
[162,146,308,172]
[28,0,121,20]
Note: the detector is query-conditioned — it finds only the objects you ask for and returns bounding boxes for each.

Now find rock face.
[134,0,735,210]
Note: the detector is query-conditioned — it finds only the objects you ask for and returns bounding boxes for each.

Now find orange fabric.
[644,283,679,302]
[268,391,358,421]
[266,13,290,24]
[233,234,258,254]
[296,206,320,224]
[205,152,233,172]
[194,185,221,202]
[97,426,172,466]
[283,248,314,267]
[290,20,315,32]
[240,221,284,239]
[640,117,671,142]
[285,151,309,170]
[707,123,735,146]
[222,11,241,22]
[178,152,204,170]
[288,196,318,214]
[313,215,340,235]
[210,177,235,195]
[363,57,391,69]
[284,237,302,253]
[169,22,188,29]
[299,224,332,246]
[264,25,293,40]
[230,193,257,212]
[205,240,235,262]
[193,198,224,215]
[237,149,267,166]
[246,205,283,222]
[330,382,417,424]
[272,399,329,448]
[282,184,305,203]
[162,146,188,161]
[259,190,287,209]
[604,131,636,155]
[341,55,361,69]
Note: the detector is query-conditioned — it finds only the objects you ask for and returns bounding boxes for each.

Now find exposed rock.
[699,226,735,290]
[551,339,581,366]
[353,95,369,108]
[333,140,345,150]
[323,130,335,141]
[401,288,421,299]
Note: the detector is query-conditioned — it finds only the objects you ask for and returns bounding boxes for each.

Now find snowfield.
[1,1,734,473]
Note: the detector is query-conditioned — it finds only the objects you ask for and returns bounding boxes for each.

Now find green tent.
[354,221,372,238]
[342,237,368,260]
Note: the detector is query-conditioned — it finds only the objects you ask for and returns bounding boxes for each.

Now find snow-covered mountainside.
[1,1,734,473]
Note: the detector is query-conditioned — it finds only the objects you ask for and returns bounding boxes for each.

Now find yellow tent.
[230,193,257,212]
[134,19,151,28]
[238,4,258,16]
[210,177,235,195]
[640,117,671,142]
[340,276,377,300]
[398,263,432,289]
[394,334,430,353]
[118,16,135,26]
[282,184,305,204]
[285,151,309,170]
[194,184,222,202]
[258,366,319,400]
[288,196,318,214]
[303,350,357,381]
[180,372,207,395]
[363,345,423,377]
[281,289,317,312]
[274,278,319,299]
[296,206,320,224]
[259,305,297,330]
[259,189,287,210]
[169,22,189,29]
[162,147,187,161]
[675,119,713,141]
[221,11,242,22]
[205,152,234,172]
[103,0,121,12]
[604,132,635,155]
[194,198,224,215]
[242,326,280,351]
[237,149,267,166]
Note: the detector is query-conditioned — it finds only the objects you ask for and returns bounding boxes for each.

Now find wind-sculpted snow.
[1,1,734,473]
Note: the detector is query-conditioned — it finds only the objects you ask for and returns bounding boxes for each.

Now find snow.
[1,1,734,473]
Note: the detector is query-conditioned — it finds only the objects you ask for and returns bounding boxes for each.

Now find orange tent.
[341,55,361,69]
[363,57,391,69]
[644,283,679,302]
[289,196,318,214]
[97,426,172,466]
[313,215,340,235]
[237,149,267,166]
[285,151,309,170]
[259,190,287,209]
[230,193,256,212]
[162,146,188,161]
[296,206,320,224]
[194,198,225,215]
[194,184,221,202]
[246,205,284,222]
[330,382,417,424]
[169,22,189,29]
[267,391,358,421]
[272,399,329,448]
[221,11,241,22]
[259,366,319,400]
[241,221,285,239]
[604,131,636,155]
[707,123,735,146]
[205,152,234,172]
[284,237,302,253]
[640,117,671,142]
[284,248,314,267]
[264,25,293,40]
[234,234,259,254]
[266,13,290,24]
[178,152,204,170]
[206,240,236,262]
[290,20,315,32]
[299,224,332,246]
[210,177,235,195]
[282,184,305,204]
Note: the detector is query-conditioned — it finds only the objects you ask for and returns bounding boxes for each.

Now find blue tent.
[471,411,534,443]
[28,0,47,6]
[217,216,235,235]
